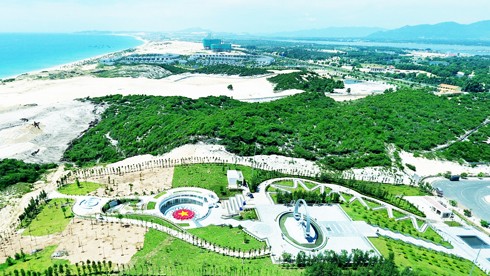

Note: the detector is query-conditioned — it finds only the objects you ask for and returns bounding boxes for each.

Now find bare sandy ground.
[86,167,174,197]
[0,218,146,265]
[56,218,146,264]
[96,143,321,177]
[0,74,300,107]
[0,101,102,163]
[400,151,490,177]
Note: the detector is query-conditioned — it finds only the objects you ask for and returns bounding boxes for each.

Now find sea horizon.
[0,33,143,79]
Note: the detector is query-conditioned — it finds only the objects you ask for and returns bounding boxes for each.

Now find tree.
[282,252,293,263]
[75,178,81,188]
[481,220,489,228]
[227,84,234,90]
[61,205,67,218]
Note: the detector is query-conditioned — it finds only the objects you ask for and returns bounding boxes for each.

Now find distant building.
[227,170,244,190]
[456,71,465,78]
[119,54,181,64]
[424,196,453,219]
[189,53,274,66]
[211,43,232,52]
[437,84,462,94]
[101,54,182,65]
[202,38,232,52]
[203,38,222,50]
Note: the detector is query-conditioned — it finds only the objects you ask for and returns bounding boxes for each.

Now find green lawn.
[379,184,428,197]
[127,229,297,275]
[370,236,486,276]
[172,164,245,198]
[0,245,72,274]
[444,221,463,227]
[392,209,408,219]
[341,193,354,202]
[342,201,451,248]
[58,181,102,195]
[303,181,318,190]
[154,190,167,199]
[120,214,182,232]
[173,164,277,198]
[364,199,382,209]
[188,225,266,251]
[147,201,157,210]
[273,180,294,187]
[22,199,74,236]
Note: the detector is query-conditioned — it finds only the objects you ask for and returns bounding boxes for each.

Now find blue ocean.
[0,33,142,79]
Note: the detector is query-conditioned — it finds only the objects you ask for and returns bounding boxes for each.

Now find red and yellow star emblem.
[172,208,195,220]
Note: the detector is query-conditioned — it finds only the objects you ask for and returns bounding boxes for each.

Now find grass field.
[120,214,182,232]
[342,201,451,248]
[188,225,266,251]
[364,199,382,209]
[0,245,71,274]
[146,201,156,210]
[303,181,318,190]
[58,181,102,195]
[370,236,486,276]
[154,191,167,199]
[379,184,428,197]
[444,221,463,227]
[173,164,270,198]
[22,199,74,236]
[274,180,294,187]
[127,229,297,275]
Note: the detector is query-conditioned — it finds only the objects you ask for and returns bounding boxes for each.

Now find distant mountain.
[272,27,385,38]
[368,20,490,41]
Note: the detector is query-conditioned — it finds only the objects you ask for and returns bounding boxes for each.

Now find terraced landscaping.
[342,200,452,248]
[370,236,486,276]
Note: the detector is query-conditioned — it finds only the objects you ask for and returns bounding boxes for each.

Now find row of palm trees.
[69,155,318,182]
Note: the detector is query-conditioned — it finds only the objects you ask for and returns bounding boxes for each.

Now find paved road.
[432,179,490,221]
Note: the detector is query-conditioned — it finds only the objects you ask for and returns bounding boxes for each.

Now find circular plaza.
[154,187,219,222]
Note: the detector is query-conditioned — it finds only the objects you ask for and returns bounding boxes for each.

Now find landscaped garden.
[370,236,486,275]
[22,198,74,236]
[342,200,451,248]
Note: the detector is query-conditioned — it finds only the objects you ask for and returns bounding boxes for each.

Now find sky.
[1,0,490,33]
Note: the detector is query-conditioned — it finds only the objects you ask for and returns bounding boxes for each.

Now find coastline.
[0,33,147,80]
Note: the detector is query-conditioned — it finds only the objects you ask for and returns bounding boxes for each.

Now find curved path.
[91,216,270,259]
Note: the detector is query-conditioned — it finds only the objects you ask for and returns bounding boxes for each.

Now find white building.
[227,170,244,189]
